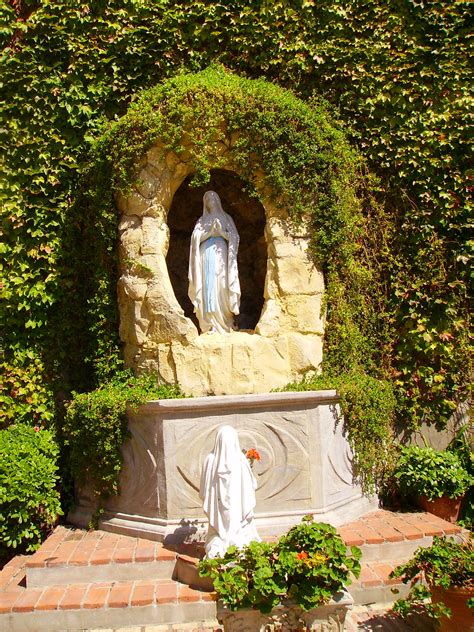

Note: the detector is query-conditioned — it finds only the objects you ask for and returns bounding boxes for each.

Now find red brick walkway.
[0,510,463,631]
[24,527,177,569]
[338,508,460,546]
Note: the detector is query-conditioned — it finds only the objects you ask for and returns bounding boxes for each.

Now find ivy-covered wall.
[1,0,471,432]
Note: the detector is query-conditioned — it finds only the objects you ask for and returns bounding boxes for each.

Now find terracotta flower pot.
[418,495,462,523]
[431,585,474,632]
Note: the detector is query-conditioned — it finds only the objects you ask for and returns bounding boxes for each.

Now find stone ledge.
[136,389,339,414]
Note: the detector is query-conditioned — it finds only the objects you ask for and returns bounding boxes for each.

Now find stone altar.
[69,390,377,543]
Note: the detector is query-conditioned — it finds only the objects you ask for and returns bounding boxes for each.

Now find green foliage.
[447,425,474,479]
[390,535,474,620]
[91,65,377,380]
[391,583,451,622]
[1,0,471,439]
[277,517,361,611]
[62,372,183,503]
[282,372,396,494]
[0,349,55,429]
[448,426,474,525]
[199,516,361,614]
[0,424,62,553]
[394,445,472,501]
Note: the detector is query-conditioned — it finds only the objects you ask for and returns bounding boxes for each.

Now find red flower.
[297,551,308,560]
[246,448,261,461]
[34,425,40,432]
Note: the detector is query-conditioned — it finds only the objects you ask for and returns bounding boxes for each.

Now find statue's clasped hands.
[211,217,229,240]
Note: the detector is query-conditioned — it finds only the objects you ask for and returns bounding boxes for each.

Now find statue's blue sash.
[203,236,226,313]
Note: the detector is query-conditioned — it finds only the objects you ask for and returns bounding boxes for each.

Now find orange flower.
[297,551,308,560]
[246,448,261,461]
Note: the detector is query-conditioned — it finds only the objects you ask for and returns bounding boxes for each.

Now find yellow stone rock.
[141,217,169,255]
[117,143,326,395]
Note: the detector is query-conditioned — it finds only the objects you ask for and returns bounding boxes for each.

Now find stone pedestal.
[69,390,377,542]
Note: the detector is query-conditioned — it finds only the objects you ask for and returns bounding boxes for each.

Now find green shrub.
[63,372,183,504]
[394,445,472,501]
[390,535,474,620]
[0,425,62,553]
[199,516,361,614]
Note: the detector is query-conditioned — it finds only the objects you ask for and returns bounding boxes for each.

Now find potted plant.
[199,515,361,631]
[390,535,473,631]
[394,445,472,521]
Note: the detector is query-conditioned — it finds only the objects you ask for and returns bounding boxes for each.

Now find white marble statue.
[200,425,260,558]
[188,191,240,333]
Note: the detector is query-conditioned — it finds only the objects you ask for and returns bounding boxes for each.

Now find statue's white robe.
[188,201,240,333]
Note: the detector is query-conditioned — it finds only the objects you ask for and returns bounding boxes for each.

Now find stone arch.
[116,135,325,396]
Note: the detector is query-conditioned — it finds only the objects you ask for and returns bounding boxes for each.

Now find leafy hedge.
[0,424,62,553]
[1,1,471,435]
[63,372,183,504]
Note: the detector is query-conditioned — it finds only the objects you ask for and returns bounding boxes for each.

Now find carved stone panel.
[165,410,312,517]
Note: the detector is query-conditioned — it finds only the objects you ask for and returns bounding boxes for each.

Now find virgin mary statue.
[200,425,260,558]
[188,191,240,334]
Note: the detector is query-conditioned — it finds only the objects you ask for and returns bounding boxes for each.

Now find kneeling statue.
[200,425,260,558]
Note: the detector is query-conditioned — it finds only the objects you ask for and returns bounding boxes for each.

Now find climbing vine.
[1,0,471,434]
[282,372,396,494]
[87,67,385,378]
[63,372,183,505]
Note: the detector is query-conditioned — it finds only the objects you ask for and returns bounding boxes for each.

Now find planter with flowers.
[199,515,361,631]
[394,445,472,522]
[390,534,473,631]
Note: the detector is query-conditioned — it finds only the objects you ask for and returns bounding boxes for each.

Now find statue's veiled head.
[203,190,224,215]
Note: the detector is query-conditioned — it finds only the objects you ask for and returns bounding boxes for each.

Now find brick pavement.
[0,510,462,631]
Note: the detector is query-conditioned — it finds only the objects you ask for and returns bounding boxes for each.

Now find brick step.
[1,510,464,631]
[0,556,408,630]
[351,559,410,606]
[338,509,462,563]
[25,526,176,588]
[0,575,217,632]
[339,510,462,606]
[27,510,461,588]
